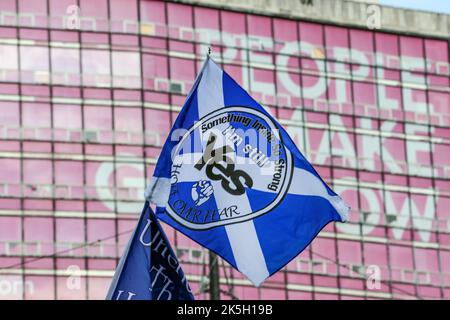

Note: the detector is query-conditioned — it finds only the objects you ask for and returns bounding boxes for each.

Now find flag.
[145,56,349,287]
[106,202,194,300]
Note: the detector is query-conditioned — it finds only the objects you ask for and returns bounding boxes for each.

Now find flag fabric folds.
[145,56,350,287]
[106,202,194,300]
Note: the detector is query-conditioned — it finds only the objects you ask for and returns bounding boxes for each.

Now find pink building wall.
[0,0,449,299]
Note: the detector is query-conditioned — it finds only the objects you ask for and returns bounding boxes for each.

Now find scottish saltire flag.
[145,56,349,286]
[106,202,194,300]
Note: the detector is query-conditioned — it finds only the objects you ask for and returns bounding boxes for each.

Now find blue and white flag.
[106,203,194,300]
[146,57,349,286]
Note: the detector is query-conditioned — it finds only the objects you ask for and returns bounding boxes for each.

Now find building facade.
[0,0,449,299]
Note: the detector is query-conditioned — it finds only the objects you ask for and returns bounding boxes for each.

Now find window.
[324,26,349,62]
[299,22,324,58]
[87,219,116,257]
[405,124,432,177]
[169,58,195,94]
[18,0,47,28]
[194,8,221,60]
[140,0,166,37]
[355,119,382,171]
[377,81,402,120]
[51,48,80,86]
[23,276,54,299]
[382,137,407,175]
[84,106,112,143]
[350,29,374,65]
[23,159,52,186]
[400,36,425,73]
[82,49,111,87]
[389,245,414,282]
[301,70,327,110]
[429,91,450,126]
[0,217,21,247]
[0,45,19,82]
[425,39,449,75]
[112,51,141,88]
[88,277,112,300]
[329,115,357,169]
[114,107,142,144]
[49,0,75,29]
[79,0,108,32]
[375,33,399,69]
[110,0,138,33]
[24,217,54,255]
[20,46,49,83]
[142,54,168,91]
[53,104,82,140]
[167,3,193,41]
[56,259,87,299]
[363,243,390,293]
[54,161,83,187]
[56,218,84,244]
[353,81,377,117]
[144,108,170,146]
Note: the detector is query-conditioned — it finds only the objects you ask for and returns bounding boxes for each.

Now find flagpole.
[207,45,220,301]
[209,251,220,300]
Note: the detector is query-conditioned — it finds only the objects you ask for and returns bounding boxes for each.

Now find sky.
[379,0,450,15]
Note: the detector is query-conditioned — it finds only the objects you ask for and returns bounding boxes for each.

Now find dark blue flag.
[106,202,194,300]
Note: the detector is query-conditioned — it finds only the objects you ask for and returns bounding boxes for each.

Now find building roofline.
[170,0,450,40]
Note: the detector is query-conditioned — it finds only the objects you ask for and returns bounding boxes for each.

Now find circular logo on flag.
[167,106,293,230]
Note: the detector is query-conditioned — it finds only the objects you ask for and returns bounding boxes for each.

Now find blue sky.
[380,0,450,15]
